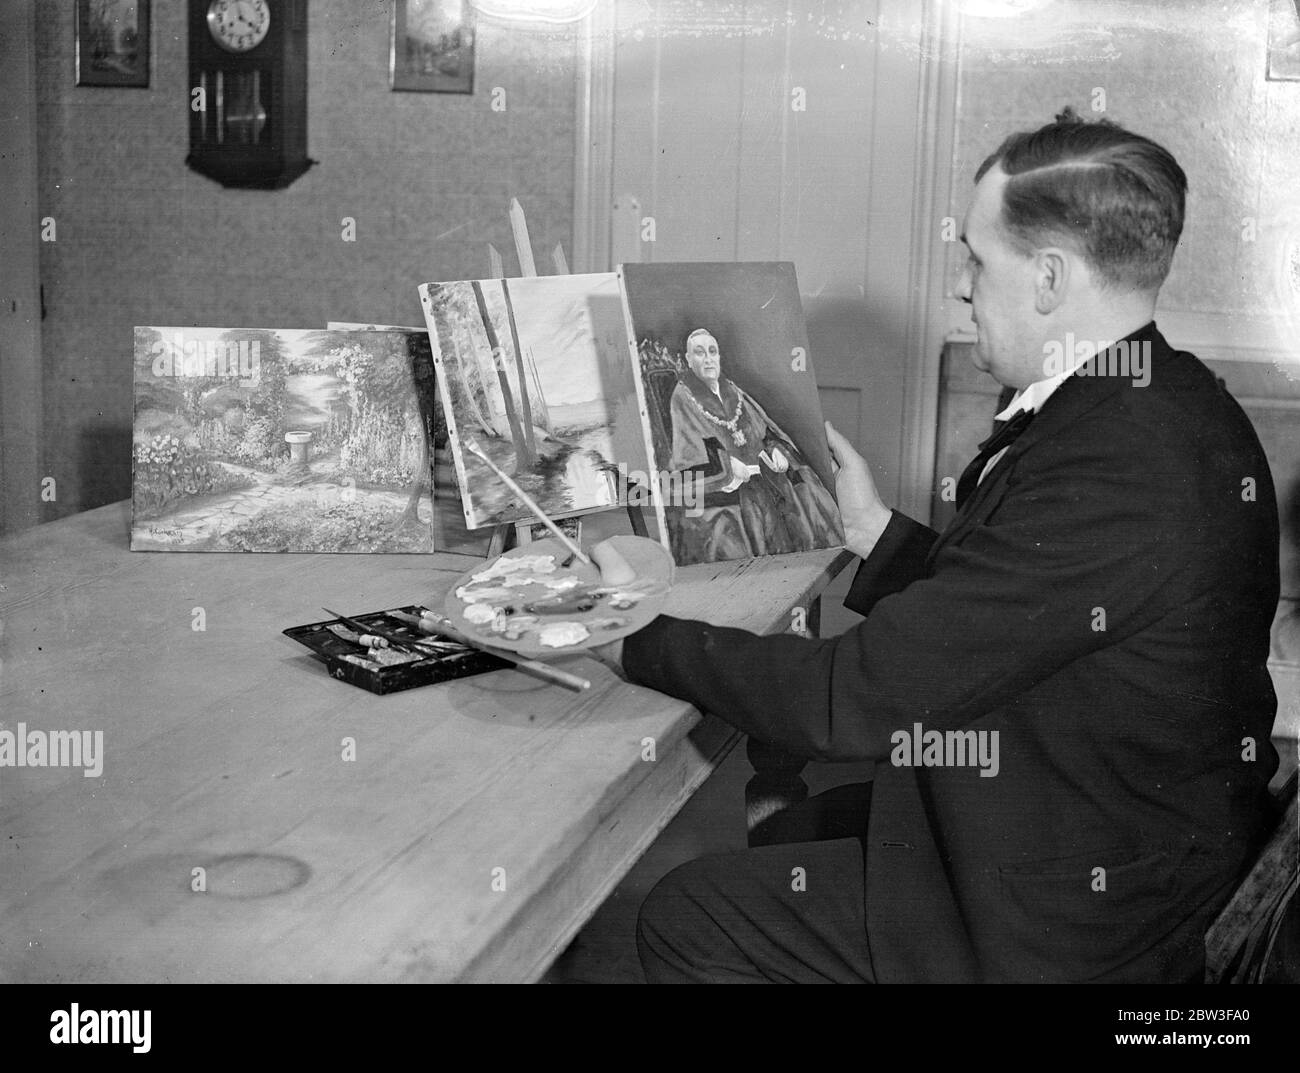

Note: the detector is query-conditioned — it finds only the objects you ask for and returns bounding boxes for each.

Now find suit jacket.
[622,322,1281,982]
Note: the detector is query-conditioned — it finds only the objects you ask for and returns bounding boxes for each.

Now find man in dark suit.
[597,109,1282,982]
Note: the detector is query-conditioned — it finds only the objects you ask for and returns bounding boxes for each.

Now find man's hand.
[826,421,891,558]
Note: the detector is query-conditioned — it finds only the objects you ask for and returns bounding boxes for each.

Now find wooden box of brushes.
[284,605,509,695]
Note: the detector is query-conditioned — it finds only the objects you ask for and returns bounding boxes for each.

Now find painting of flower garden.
[130,327,444,552]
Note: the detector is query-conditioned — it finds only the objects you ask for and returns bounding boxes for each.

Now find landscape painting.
[390,0,475,93]
[418,272,652,530]
[619,261,844,566]
[76,0,150,88]
[131,327,440,552]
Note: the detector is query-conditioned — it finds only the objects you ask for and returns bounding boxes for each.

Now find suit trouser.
[636,782,876,983]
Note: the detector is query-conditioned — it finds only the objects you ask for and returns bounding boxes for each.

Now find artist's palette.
[444,535,674,658]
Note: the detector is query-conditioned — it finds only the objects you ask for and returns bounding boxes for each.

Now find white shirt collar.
[993,348,1094,421]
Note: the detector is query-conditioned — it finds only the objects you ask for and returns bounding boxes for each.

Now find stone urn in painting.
[284,430,313,476]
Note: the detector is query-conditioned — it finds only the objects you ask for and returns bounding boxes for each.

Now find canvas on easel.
[417,272,654,532]
[618,261,844,566]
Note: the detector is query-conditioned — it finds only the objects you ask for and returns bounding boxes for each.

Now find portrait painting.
[619,261,844,566]
[418,273,652,530]
[131,327,439,552]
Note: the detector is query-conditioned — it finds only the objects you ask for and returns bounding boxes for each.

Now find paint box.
[283,605,508,694]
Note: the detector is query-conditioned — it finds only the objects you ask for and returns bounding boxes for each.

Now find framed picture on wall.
[75,0,150,88]
[390,0,476,93]
[1268,0,1300,81]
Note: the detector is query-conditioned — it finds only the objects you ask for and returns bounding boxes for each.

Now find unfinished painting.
[619,262,844,566]
[418,273,651,530]
[131,327,440,552]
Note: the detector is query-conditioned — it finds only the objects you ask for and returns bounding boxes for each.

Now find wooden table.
[0,501,851,982]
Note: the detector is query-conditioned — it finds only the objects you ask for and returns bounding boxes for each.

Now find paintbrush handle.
[503,656,591,692]
[387,609,591,692]
[388,609,464,643]
[388,608,472,644]
[462,439,592,566]
[322,607,423,654]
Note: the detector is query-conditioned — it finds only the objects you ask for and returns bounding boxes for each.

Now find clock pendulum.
[186,0,313,189]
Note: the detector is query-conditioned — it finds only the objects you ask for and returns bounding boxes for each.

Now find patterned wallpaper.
[34,0,579,518]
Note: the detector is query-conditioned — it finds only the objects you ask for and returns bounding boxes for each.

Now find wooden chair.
[1204,769,1300,983]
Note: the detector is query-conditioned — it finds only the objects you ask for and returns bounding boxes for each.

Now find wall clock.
[186,0,314,189]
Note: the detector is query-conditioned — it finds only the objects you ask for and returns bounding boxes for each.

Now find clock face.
[207,0,271,53]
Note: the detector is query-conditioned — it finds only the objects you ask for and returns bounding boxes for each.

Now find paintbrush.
[462,438,592,566]
[321,608,431,656]
[387,608,591,692]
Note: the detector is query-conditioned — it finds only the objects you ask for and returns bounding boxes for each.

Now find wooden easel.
[481,199,648,558]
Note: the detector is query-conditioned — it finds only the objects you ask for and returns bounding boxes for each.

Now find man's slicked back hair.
[975,107,1187,292]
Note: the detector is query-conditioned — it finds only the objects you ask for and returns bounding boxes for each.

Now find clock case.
[186,0,314,189]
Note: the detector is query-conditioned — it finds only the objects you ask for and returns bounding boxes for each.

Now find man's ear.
[1033,247,1070,314]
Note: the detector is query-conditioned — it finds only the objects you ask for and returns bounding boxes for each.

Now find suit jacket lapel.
[927,446,1022,566]
[926,322,1170,569]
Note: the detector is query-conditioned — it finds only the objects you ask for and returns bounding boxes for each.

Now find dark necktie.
[954,407,1036,509]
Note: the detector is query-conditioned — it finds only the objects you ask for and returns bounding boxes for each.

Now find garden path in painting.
[131,328,438,552]
[133,459,432,552]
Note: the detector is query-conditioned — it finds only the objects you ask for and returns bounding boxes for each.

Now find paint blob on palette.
[443,536,674,658]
